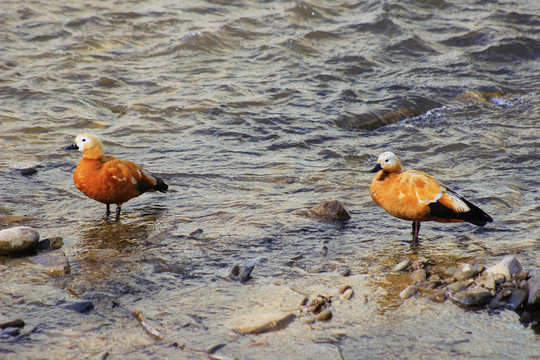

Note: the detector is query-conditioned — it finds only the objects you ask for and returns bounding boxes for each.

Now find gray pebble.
[393,258,410,272]
[341,288,354,300]
[399,285,417,299]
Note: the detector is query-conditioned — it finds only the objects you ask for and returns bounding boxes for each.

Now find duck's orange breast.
[73,156,154,206]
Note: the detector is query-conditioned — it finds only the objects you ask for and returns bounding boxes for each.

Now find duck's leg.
[106,204,111,217]
[411,221,421,243]
[115,206,122,221]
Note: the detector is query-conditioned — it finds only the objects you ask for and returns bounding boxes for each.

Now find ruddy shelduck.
[370,151,492,242]
[66,133,168,220]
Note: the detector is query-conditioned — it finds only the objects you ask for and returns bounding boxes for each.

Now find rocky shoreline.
[2,219,539,340]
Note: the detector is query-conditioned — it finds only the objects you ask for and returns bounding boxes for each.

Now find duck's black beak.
[370,163,382,173]
[65,143,79,150]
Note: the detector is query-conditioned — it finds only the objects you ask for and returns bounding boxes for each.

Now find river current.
[1,0,539,359]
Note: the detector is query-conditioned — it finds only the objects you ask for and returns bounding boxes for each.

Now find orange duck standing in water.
[66,133,168,220]
[370,151,492,242]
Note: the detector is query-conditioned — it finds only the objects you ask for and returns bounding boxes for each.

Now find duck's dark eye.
[385,159,389,162]
[82,139,86,142]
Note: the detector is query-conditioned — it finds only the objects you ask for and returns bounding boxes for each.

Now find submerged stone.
[393,258,410,272]
[0,226,40,255]
[399,285,417,299]
[30,250,70,276]
[228,312,296,335]
[305,200,351,221]
[63,301,94,314]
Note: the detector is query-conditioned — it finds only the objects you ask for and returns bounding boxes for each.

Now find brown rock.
[306,200,351,221]
[30,250,70,276]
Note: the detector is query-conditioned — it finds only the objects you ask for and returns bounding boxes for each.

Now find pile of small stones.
[396,255,540,326]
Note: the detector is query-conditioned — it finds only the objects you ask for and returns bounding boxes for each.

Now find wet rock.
[447,281,468,294]
[411,269,427,284]
[20,167,38,176]
[527,276,540,309]
[305,200,351,221]
[475,271,497,291]
[393,258,410,272]
[451,286,492,307]
[36,236,64,251]
[0,226,40,255]
[315,309,333,321]
[443,267,458,278]
[228,312,296,334]
[30,250,70,276]
[399,285,417,299]
[0,319,25,329]
[453,264,482,281]
[341,288,354,300]
[1,327,21,337]
[486,256,524,282]
[508,289,528,310]
[63,301,94,314]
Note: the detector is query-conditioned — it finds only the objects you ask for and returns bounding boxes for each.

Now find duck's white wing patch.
[112,175,127,182]
[445,189,471,213]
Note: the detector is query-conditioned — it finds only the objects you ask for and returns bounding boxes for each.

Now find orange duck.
[66,133,168,220]
[370,151,492,242]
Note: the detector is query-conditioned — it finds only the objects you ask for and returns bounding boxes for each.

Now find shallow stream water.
[1,0,539,359]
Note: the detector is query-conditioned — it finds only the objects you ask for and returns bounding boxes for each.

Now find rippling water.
[1,0,539,358]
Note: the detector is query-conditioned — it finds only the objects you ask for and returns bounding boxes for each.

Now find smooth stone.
[411,269,427,284]
[486,256,524,282]
[315,309,333,321]
[0,226,40,255]
[306,200,351,221]
[527,276,540,309]
[453,264,479,281]
[393,258,410,272]
[20,167,38,176]
[399,285,417,299]
[443,267,458,278]
[339,285,351,294]
[62,301,94,314]
[85,249,120,261]
[341,288,354,300]
[508,289,528,310]
[30,250,70,276]
[447,281,468,294]
[451,286,492,307]
[229,312,296,335]
[0,319,25,329]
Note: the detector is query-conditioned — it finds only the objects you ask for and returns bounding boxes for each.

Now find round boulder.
[0,226,40,255]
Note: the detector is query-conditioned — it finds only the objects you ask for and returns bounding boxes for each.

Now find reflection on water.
[1,0,539,358]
